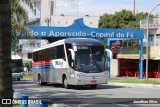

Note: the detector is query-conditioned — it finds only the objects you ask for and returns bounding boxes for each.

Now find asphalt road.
[13,80,160,107]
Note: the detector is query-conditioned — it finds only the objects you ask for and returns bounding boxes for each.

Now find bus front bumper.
[68,76,108,85]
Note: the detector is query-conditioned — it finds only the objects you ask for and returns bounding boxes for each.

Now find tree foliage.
[11,0,35,52]
[98,10,153,47]
[99,10,151,29]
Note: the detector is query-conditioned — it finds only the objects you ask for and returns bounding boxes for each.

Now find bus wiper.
[91,59,102,72]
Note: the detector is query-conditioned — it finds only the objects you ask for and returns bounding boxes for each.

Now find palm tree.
[11,0,35,53]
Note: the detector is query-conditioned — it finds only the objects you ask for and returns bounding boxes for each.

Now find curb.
[108,82,160,88]
[22,78,33,80]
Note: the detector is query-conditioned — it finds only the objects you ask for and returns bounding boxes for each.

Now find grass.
[108,78,160,85]
[13,105,19,107]
[23,74,33,80]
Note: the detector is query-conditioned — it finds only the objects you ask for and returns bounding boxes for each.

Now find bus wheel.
[63,77,69,89]
[90,84,97,89]
[17,78,20,81]
[38,75,47,85]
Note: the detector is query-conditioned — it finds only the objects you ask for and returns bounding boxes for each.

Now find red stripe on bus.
[32,60,52,66]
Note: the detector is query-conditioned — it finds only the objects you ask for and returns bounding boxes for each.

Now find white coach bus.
[32,38,112,89]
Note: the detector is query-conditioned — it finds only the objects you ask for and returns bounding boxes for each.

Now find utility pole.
[133,0,135,15]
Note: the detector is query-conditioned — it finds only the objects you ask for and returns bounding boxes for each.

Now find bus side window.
[33,51,39,62]
[45,48,51,61]
[57,45,65,60]
[65,44,73,67]
[41,50,44,61]
[33,52,36,61]
[52,47,57,59]
[40,50,43,61]
[67,51,72,66]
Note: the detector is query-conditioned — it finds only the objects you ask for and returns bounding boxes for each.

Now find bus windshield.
[75,46,106,73]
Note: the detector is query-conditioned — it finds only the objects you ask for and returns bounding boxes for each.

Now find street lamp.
[146,4,160,81]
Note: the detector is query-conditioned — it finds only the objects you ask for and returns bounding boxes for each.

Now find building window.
[149,35,154,41]
[34,1,40,16]
[28,53,32,59]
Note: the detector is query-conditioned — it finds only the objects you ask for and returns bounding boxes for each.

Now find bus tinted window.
[33,45,65,61]
[57,45,65,59]
[65,44,73,67]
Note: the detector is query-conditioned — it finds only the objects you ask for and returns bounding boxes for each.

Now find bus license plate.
[91,80,97,83]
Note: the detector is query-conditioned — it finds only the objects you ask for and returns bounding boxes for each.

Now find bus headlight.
[77,73,85,77]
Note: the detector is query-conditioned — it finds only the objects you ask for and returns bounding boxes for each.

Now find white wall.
[40,0,53,26]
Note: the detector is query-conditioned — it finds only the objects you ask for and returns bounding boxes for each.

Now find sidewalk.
[108,77,160,88]
[108,82,160,88]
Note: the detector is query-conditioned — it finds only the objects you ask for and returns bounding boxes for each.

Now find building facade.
[116,17,160,78]
[140,17,160,49]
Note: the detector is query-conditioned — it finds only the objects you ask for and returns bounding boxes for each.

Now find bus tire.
[63,77,70,89]
[90,84,97,88]
[17,78,20,81]
[38,75,47,85]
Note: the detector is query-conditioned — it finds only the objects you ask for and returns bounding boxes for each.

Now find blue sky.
[55,0,160,16]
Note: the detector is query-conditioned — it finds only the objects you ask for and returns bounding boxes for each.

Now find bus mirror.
[105,49,113,59]
[68,49,75,60]
[71,62,74,67]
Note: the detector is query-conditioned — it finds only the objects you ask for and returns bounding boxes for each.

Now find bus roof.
[33,38,102,52]
[65,38,101,45]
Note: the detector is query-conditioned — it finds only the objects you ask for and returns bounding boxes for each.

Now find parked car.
[12,55,23,81]
[12,73,23,81]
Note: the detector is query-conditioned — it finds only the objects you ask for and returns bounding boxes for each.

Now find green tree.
[11,0,34,53]
[98,10,151,47]
[99,10,136,29]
